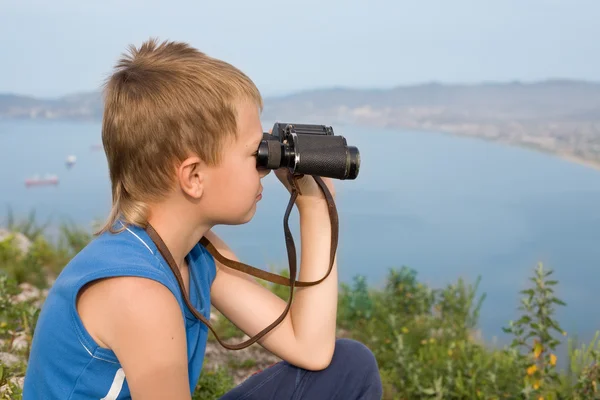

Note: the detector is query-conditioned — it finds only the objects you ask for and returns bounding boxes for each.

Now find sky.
[1,0,599,98]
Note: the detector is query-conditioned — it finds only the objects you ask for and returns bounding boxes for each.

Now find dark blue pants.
[218,338,383,400]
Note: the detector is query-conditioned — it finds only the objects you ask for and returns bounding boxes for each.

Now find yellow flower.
[448,349,453,356]
[429,338,435,343]
[527,365,538,375]
[533,380,541,390]
[538,397,544,400]
[550,353,557,366]
[401,327,409,334]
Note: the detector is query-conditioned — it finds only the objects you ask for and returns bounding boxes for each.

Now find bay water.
[1,119,599,347]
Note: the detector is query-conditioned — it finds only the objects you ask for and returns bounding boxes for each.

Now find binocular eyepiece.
[256,123,361,180]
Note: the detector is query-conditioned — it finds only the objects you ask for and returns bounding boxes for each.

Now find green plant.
[260,266,291,301]
[564,332,600,399]
[337,274,374,329]
[0,275,41,363]
[193,367,235,399]
[0,363,24,400]
[4,220,600,399]
[0,233,47,287]
[208,311,245,342]
[56,221,92,256]
[1,210,96,288]
[4,208,49,241]
[503,263,566,398]
[435,275,486,342]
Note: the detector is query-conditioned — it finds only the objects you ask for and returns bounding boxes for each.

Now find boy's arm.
[77,276,192,399]
[208,196,338,371]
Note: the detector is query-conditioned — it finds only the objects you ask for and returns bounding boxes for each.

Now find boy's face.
[200,100,269,225]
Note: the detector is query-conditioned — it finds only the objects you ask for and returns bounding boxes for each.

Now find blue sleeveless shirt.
[22,222,216,399]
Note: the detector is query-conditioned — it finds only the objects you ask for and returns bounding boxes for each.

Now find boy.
[22,38,382,399]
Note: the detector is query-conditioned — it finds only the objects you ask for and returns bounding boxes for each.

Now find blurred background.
[2,0,600,398]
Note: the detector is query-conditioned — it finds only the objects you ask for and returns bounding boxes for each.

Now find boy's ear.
[177,156,205,199]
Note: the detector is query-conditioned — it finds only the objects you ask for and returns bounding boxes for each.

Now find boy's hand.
[274,168,335,204]
[266,129,336,208]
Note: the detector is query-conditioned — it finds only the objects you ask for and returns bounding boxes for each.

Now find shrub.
[1,216,600,399]
[193,367,235,399]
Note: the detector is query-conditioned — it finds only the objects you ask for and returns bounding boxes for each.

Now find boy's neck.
[146,203,211,270]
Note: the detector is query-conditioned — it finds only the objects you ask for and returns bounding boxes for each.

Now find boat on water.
[66,155,77,168]
[25,174,59,187]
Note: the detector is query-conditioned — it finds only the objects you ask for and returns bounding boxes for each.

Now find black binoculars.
[256,123,360,180]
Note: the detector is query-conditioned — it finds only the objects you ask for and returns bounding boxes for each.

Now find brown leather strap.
[145,173,338,350]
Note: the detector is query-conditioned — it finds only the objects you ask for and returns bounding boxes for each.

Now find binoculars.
[256,123,360,180]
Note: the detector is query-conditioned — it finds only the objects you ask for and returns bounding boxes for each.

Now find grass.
[1,214,599,399]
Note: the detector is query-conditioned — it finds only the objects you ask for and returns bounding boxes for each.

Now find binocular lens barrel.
[256,133,361,180]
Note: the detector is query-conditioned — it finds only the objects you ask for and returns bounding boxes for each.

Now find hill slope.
[2,80,600,167]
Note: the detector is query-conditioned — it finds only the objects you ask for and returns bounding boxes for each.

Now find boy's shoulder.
[59,223,171,286]
[58,221,216,291]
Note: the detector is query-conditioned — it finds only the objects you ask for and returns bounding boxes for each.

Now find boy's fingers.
[274,168,293,191]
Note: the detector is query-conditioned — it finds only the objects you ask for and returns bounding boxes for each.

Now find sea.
[1,119,599,350]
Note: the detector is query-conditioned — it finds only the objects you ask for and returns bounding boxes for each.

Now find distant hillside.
[2,80,600,168]
[262,80,600,122]
[0,92,103,120]
[260,80,600,169]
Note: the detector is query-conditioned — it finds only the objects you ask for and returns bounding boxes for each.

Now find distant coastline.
[558,154,600,171]
[2,79,600,171]
[423,126,600,172]
[387,123,600,172]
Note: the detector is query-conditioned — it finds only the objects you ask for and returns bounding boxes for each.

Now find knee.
[330,338,383,396]
[331,338,378,371]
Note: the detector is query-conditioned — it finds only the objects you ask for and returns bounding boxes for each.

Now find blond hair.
[96,38,263,235]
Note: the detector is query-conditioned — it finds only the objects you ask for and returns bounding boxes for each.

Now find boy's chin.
[219,206,257,226]
[238,207,258,224]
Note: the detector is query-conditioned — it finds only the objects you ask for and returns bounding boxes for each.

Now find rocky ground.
[0,280,47,396]
[203,328,283,385]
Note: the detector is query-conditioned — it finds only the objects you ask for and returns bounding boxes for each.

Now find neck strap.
[145,173,338,350]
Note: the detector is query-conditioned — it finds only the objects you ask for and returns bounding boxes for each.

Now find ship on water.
[25,174,59,187]
[66,155,77,168]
